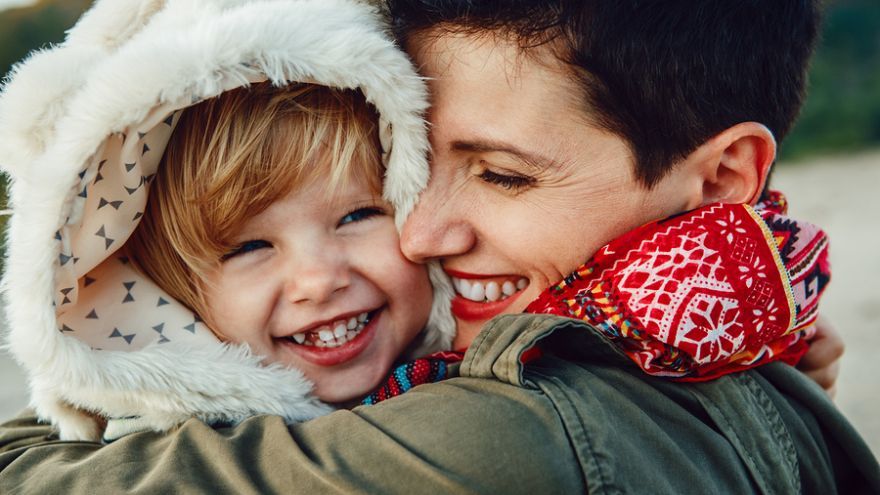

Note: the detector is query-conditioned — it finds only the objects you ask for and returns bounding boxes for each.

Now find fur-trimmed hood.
[0,0,454,441]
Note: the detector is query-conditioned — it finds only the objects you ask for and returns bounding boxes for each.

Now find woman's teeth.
[287,311,372,348]
[452,277,528,302]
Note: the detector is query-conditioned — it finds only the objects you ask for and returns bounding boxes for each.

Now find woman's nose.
[283,247,351,305]
[400,179,476,264]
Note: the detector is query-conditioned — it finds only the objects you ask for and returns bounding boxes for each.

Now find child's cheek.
[204,262,274,338]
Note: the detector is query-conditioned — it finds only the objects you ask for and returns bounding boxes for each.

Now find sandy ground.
[0,151,878,458]
[771,150,880,457]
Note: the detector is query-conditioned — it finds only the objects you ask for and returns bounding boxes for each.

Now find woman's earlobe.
[699,122,776,206]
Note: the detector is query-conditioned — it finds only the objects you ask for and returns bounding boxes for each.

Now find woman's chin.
[451,320,487,351]
[449,289,533,349]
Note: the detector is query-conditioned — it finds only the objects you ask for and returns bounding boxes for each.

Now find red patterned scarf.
[525,190,829,380]
[363,191,829,405]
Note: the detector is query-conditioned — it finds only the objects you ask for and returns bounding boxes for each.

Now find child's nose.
[283,249,351,304]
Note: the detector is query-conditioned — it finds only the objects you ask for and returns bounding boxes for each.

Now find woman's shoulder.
[463,313,880,493]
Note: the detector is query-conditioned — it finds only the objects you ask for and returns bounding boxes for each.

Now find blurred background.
[0,0,878,455]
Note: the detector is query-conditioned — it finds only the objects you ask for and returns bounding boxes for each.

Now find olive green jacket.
[1,314,878,494]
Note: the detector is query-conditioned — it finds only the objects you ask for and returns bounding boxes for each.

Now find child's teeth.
[502,281,516,296]
[516,278,528,290]
[286,312,375,348]
[485,281,501,301]
[318,328,334,342]
[333,323,347,338]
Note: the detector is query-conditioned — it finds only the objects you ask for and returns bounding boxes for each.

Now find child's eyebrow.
[450,139,559,172]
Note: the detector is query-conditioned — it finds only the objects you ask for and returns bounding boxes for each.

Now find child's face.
[201,172,433,403]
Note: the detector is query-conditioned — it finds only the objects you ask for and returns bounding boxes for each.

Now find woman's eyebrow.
[450,139,559,172]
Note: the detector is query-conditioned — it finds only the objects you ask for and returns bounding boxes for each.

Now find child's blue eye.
[222,240,271,261]
[338,207,383,227]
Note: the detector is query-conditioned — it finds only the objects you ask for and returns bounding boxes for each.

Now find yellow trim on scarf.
[743,204,797,332]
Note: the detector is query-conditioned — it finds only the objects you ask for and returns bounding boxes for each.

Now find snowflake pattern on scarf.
[525,191,829,380]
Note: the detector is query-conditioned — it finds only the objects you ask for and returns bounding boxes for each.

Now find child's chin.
[311,370,388,407]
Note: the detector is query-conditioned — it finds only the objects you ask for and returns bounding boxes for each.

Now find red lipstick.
[450,294,523,321]
[445,268,527,322]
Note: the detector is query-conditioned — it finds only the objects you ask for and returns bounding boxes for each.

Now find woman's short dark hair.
[389,0,822,187]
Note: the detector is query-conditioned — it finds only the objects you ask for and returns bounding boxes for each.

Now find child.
[123,82,436,405]
[0,0,455,441]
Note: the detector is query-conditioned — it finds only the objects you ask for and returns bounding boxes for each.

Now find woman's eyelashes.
[478,168,536,191]
[338,206,385,227]
[222,239,271,261]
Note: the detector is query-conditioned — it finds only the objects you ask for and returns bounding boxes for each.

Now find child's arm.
[797,315,845,398]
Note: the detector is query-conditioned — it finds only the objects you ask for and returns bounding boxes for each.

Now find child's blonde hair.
[125,82,383,320]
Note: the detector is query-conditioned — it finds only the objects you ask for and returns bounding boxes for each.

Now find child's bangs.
[195,83,384,258]
[262,86,384,205]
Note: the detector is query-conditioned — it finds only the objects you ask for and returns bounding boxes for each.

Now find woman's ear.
[690,122,777,206]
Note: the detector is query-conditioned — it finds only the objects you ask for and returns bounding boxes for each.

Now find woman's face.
[401,32,701,348]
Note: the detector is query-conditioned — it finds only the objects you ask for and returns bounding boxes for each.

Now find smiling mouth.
[450,276,529,303]
[284,310,375,349]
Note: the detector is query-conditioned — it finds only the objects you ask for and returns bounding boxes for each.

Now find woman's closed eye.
[469,159,537,192]
[478,169,536,191]
[338,206,385,227]
[222,239,271,261]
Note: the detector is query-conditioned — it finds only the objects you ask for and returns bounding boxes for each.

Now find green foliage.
[780,0,880,161]
[0,0,93,80]
[0,0,91,272]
